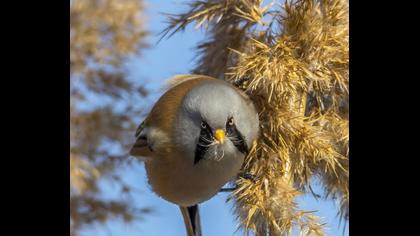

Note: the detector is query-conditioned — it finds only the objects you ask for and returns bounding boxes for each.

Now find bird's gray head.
[175,80,259,165]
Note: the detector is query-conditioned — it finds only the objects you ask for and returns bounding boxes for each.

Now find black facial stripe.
[194,121,214,165]
[226,122,248,154]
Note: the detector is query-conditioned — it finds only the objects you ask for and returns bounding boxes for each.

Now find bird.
[129,74,259,236]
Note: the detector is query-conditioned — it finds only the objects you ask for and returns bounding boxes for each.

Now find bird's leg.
[219,187,237,192]
[219,172,257,192]
[232,77,250,87]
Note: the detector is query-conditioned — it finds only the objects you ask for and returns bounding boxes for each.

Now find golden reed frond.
[70,0,148,234]
[163,0,348,235]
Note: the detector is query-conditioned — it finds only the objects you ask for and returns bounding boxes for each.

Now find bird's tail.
[179,205,202,236]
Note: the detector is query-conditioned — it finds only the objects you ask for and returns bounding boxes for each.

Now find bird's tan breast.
[145,147,244,206]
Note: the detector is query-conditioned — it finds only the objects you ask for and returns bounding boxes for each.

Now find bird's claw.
[219,172,257,192]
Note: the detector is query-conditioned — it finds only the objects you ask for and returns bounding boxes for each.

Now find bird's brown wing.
[135,120,146,139]
[130,120,154,159]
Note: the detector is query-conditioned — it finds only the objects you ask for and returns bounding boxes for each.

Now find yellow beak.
[214,129,225,144]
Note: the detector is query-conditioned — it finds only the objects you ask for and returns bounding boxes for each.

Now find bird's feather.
[165,74,215,90]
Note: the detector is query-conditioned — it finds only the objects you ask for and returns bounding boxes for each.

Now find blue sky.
[80,1,348,235]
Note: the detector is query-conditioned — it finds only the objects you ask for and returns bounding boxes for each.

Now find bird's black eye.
[227,117,234,126]
[226,117,235,136]
[200,120,212,134]
[201,121,207,129]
